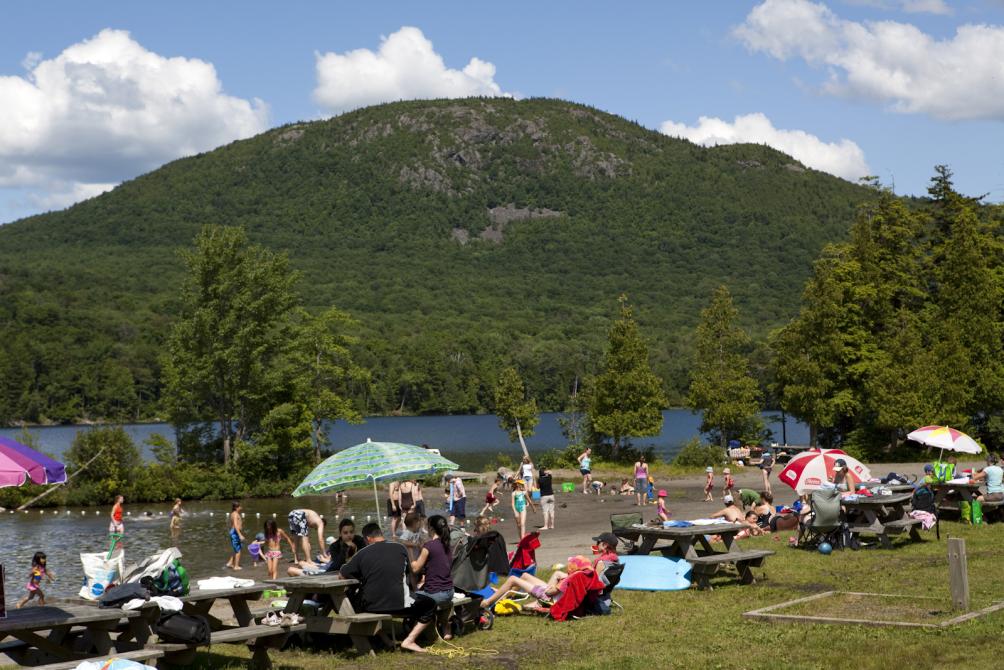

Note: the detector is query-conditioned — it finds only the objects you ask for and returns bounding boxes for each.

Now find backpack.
[99,581,153,608]
[154,559,190,597]
[154,611,211,645]
[911,486,936,514]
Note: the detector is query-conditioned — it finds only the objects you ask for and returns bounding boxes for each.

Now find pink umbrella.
[0,436,67,487]
[778,450,870,494]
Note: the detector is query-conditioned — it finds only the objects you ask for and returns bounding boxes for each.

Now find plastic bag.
[79,549,125,600]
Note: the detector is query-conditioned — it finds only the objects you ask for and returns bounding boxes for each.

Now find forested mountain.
[0,98,875,424]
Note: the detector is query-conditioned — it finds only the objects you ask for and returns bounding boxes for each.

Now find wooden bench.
[34,648,165,670]
[687,550,775,589]
[847,517,923,548]
[153,622,306,669]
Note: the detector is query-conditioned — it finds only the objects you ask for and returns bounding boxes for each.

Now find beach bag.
[100,582,152,608]
[959,500,972,525]
[154,611,210,645]
[971,500,983,525]
[79,549,125,600]
[154,559,190,597]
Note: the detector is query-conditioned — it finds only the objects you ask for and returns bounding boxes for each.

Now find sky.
[3,0,1004,224]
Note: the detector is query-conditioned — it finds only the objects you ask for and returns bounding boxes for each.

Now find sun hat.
[566,555,592,572]
[723,467,731,474]
[255,532,265,542]
[706,466,713,473]
[723,494,734,504]
[657,489,667,497]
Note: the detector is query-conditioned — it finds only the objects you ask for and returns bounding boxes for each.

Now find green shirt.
[739,489,761,507]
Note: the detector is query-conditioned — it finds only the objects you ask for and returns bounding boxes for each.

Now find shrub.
[673,438,727,468]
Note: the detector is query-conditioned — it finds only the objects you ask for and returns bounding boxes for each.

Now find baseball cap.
[924,464,934,473]
[724,494,734,504]
[592,532,619,547]
[833,458,847,471]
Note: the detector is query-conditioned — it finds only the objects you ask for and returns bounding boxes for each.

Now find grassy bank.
[181,521,1003,669]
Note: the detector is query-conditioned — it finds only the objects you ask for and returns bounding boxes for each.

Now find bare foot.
[400,640,427,653]
[232,566,243,570]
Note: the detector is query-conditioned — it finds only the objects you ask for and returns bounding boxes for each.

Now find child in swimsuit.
[480,480,501,515]
[704,466,715,502]
[512,480,529,539]
[656,489,671,522]
[262,519,296,580]
[248,532,265,567]
[723,468,735,499]
[17,552,54,608]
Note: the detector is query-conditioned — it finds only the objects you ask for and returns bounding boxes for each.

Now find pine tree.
[688,286,762,448]
[588,295,667,451]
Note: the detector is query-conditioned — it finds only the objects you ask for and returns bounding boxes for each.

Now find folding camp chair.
[609,512,643,553]
[797,489,843,549]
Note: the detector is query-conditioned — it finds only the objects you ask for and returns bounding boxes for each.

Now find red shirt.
[112,503,123,523]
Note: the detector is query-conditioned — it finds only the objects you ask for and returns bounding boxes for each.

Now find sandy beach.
[473,459,984,569]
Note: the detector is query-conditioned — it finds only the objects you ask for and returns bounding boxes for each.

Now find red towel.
[549,569,605,622]
[511,532,541,570]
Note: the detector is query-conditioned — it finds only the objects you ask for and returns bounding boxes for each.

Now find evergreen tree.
[162,225,299,465]
[588,295,667,451]
[688,286,762,448]
[494,366,539,459]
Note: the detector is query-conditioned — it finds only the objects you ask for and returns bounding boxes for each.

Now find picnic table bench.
[268,574,391,656]
[618,522,774,589]
[35,648,164,670]
[0,604,145,666]
[842,492,922,548]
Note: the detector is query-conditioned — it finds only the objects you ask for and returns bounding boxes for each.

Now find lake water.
[0,409,808,471]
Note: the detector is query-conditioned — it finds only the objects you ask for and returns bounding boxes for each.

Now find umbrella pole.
[371,475,382,532]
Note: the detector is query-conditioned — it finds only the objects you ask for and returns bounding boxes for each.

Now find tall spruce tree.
[588,295,667,452]
[688,286,762,448]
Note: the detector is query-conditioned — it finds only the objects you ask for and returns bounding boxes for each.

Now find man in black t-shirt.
[538,467,556,530]
[340,523,437,653]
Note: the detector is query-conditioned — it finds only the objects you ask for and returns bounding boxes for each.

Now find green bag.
[959,500,972,525]
[971,499,983,525]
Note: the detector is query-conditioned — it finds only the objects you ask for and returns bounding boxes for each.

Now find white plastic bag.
[78,549,124,600]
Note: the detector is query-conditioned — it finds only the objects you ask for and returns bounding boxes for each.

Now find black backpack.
[154,611,211,645]
[912,485,936,514]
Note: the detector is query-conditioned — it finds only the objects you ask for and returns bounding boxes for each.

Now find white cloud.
[900,0,952,15]
[0,29,268,221]
[660,112,870,181]
[313,26,510,114]
[735,0,1004,120]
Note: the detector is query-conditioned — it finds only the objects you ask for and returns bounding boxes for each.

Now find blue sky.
[2,0,1004,223]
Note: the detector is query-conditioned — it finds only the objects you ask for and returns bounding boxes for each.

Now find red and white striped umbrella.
[779,450,871,494]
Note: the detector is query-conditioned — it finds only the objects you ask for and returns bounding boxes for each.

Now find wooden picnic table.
[619,522,774,589]
[861,482,916,494]
[0,604,144,666]
[180,583,268,629]
[842,491,922,548]
[268,574,390,655]
[931,481,1003,521]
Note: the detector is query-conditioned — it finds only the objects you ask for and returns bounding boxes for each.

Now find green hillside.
[0,98,874,424]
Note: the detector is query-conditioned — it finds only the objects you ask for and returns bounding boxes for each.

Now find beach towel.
[510,532,540,570]
[549,569,606,621]
[196,576,254,590]
[909,510,937,530]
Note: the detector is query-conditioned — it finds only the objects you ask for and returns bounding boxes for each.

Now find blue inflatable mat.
[617,554,692,591]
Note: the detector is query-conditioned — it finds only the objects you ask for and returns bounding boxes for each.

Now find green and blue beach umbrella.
[292,439,458,527]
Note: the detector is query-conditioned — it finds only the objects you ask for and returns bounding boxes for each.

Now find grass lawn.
[184,522,1004,669]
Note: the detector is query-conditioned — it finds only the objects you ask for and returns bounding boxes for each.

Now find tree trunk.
[313,419,323,463]
[809,424,817,448]
[221,416,231,466]
[515,420,531,460]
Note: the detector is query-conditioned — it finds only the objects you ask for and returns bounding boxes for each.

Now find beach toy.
[617,555,692,591]
[818,542,833,555]
[531,490,541,501]
[562,482,575,493]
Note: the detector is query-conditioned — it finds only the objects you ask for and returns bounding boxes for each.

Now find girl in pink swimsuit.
[262,519,296,580]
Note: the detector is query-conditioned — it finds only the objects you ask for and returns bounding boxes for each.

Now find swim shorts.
[229,528,242,553]
[450,497,467,519]
[264,550,282,560]
[288,510,308,536]
[109,521,125,534]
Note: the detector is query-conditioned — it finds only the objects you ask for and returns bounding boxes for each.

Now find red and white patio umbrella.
[778,449,871,494]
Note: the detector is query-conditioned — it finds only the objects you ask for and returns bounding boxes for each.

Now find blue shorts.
[229,528,242,554]
[450,497,466,519]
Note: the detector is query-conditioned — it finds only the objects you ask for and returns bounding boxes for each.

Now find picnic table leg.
[11,627,83,663]
[285,591,307,615]
[229,596,255,626]
[351,634,375,656]
[638,534,657,554]
[183,600,225,630]
[249,641,273,670]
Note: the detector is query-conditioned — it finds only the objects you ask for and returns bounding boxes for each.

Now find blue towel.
[663,520,693,527]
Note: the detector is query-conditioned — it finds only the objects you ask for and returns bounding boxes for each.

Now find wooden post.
[947,537,970,611]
